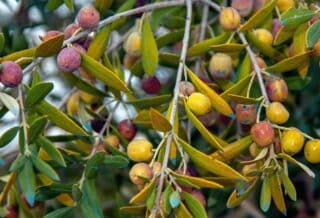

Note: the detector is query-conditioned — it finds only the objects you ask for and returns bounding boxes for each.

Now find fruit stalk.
[152,0,193,215]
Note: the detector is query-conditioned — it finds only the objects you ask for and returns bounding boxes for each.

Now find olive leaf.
[130,179,156,204]
[35,33,64,57]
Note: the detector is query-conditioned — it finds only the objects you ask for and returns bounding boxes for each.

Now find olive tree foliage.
[0,0,320,217]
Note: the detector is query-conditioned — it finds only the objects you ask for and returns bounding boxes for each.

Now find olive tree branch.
[152,0,193,215]
[18,85,30,155]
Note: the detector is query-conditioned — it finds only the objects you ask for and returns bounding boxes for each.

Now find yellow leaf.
[87,25,111,60]
[239,0,277,31]
[0,48,36,62]
[56,193,74,206]
[178,137,248,181]
[274,26,295,46]
[269,173,287,215]
[130,179,156,204]
[211,43,246,53]
[171,172,223,189]
[187,68,233,116]
[293,23,310,78]
[120,205,146,215]
[35,33,64,57]
[238,53,251,81]
[149,108,171,132]
[227,180,257,208]
[184,100,225,150]
[174,202,193,218]
[220,75,252,101]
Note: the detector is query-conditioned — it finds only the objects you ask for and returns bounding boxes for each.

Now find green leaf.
[28,116,47,142]
[156,29,184,48]
[25,82,54,107]
[274,26,295,45]
[0,33,5,53]
[182,191,207,218]
[95,0,113,13]
[269,173,287,215]
[35,33,64,57]
[18,158,36,206]
[80,53,130,93]
[80,179,104,218]
[239,0,277,31]
[85,152,105,178]
[178,137,247,181]
[260,177,271,212]
[46,0,64,11]
[31,156,60,181]
[149,108,171,132]
[172,172,223,189]
[0,48,36,62]
[221,74,253,102]
[227,94,259,104]
[163,184,174,214]
[238,53,251,80]
[146,187,157,210]
[46,134,94,144]
[281,8,314,28]
[169,191,181,209]
[227,181,257,208]
[10,155,26,172]
[63,0,74,11]
[87,25,111,60]
[36,183,72,201]
[127,94,171,109]
[36,136,66,167]
[0,127,19,148]
[111,0,136,30]
[174,203,193,218]
[104,155,129,168]
[141,14,159,75]
[284,76,311,90]
[280,171,296,201]
[210,43,246,52]
[0,92,19,116]
[187,32,230,57]
[306,20,320,48]
[44,207,74,218]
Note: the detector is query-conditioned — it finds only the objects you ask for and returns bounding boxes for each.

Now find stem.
[18,85,30,155]
[271,124,315,140]
[152,0,193,215]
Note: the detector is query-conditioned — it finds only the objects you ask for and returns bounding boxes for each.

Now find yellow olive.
[187,92,212,116]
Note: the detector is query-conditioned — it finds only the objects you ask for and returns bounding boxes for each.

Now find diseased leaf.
[130,179,155,204]
[25,82,54,107]
[87,25,111,60]
[80,53,130,93]
[280,171,296,201]
[178,138,247,181]
[35,34,64,57]
[149,108,171,132]
[141,14,158,75]
[31,157,60,181]
[307,20,320,48]
[187,68,233,116]
[239,0,277,31]
[0,127,19,148]
[260,177,271,212]
[281,8,314,28]
[269,173,287,215]
[182,191,208,218]
[0,92,19,116]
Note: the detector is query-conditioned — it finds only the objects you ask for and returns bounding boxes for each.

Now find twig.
[18,85,30,155]
[152,0,193,215]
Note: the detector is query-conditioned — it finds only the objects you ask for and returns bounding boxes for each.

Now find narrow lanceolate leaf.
[260,177,271,212]
[187,68,233,116]
[31,157,60,181]
[280,171,297,201]
[178,138,247,181]
[227,181,257,208]
[239,0,277,31]
[103,155,129,168]
[284,76,311,90]
[274,26,295,45]
[0,47,36,62]
[80,179,104,218]
[238,53,251,80]
[63,0,74,11]
[0,92,19,116]
[169,191,181,209]
[146,187,157,210]
[174,203,193,218]
[130,179,155,204]
[210,43,246,52]
[156,29,184,48]
[281,8,314,28]
[269,173,287,215]
[127,94,171,109]
[266,51,312,74]
[87,25,110,60]
[307,20,320,48]
[111,0,136,30]
[182,191,208,218]
[149,108,171,132]
[220,74,252,101]
[80,53,130,93]
[0,127,19,148]
[277,153,315,178]
[35,101,87,135]
[187,32,230,57]
[44,206,74,218]
[95,0,113,13]
[293,23,310,78]
[184,100,224,150]
[18,158,36,207]
[36,136,66,167]
[171,172,223,189]
[227,94,259,104]
[162,184,174,215]
[240,147,268,165]
[120,205,146,215]
[210,136,252,162]
[28,116,47,142]
[141,14,158,75]
[0,33,5,53]
[25,82,54,107]
[35,33,64,57]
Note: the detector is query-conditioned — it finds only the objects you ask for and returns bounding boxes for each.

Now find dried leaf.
[269,173,287,215]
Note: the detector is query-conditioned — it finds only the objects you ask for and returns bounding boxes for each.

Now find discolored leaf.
[172,172,223,189]
[141,14,158,75]
[149,108,171,132]
[260,177,271,212]
[227,181,257,208]
[178,138,247,181]
[182,191,208,218]
[120,205,146,215]
[44,206,74,218]
[281,8,314,28]
[0,92,19,116]
[25,82,53,107]
[278,153,315,178]
[240,147,268,165]
[269,173,287,215]
[169,191,181,209]
[35,33,64,57]
[174,202,193,218]
[280,171,296,201]
[31,156,60,181]
[274,26,295,45]
[0,48,36,62]
[80,53,130,93]
[36,136,66,167]
[87,25,111,60]
[307,20,320,48]
[266,51,312,73]
[126,94,171,109]
[239,0,277,31]
[293,23,310,78]
[0,127,19,148]
[210,43,246,52]
[130,179,155,204]
[187,68,233,116]
[18,158,36,207]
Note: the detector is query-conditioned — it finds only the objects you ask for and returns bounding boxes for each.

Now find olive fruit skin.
[104,135,120,148]
[209,53,233,79]
[219,7,241,30]
[124,32,141,57]
[179,81,195,96]
[129,163,153,185]
[77,5,100,29]
[0,61,23,87]
[57,47,81,72]
[250,121,275,147]
[235,104,257,125]
[304,139,320,164]
[127,139,153,162]
[4,206,18,218]
[253,28,273,46]
[64,23,80,39]
[266,102,289,124]
[231,0,254,17]
[117,119,137,141]
[187,92,212,116]
[142,76,161,94]
[281,129,304,155]
[265,78,288,102]
[277,0,295,12]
